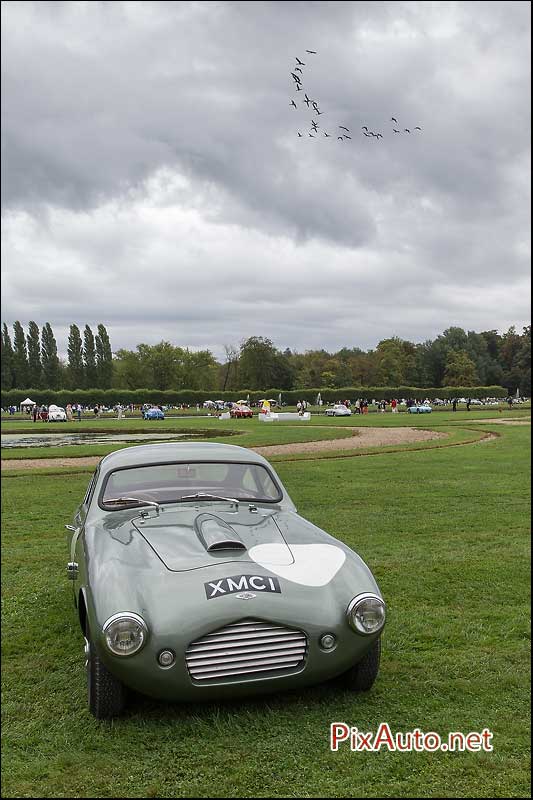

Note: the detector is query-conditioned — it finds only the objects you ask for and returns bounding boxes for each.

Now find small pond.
[1,432,206,449]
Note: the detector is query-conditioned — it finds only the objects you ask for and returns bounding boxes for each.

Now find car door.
[66,468,99,596]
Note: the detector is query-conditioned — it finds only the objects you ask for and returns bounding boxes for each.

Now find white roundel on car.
[248,542,346,586]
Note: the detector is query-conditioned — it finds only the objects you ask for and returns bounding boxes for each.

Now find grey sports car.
[66,442,386,718]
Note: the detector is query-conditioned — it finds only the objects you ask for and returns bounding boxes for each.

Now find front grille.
[185,619,308,682]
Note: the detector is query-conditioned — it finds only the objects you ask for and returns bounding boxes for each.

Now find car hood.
[130,506,294,572]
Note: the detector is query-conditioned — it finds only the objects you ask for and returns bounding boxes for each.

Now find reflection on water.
[1,432,203,449]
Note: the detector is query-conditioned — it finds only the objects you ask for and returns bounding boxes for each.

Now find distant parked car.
[143,408,165,420]
[407,404,432,414]
[230,404,253,419]
[48,404,67,422]
[325,404,352,417]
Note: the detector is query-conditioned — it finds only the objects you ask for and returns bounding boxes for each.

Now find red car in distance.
[230,404,254,419]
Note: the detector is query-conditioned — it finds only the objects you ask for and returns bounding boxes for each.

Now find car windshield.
[101,461,283,508]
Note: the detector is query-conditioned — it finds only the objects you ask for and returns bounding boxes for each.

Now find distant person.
[452,398,458,412]
[391,398,398,413]
[76,403,82,421]
[466,398,471,411]
[507,396,513,409]
[66,403,73,421]
[32,405,38,422]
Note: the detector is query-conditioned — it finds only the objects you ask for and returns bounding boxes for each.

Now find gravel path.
[1,426,445,470]
[253,426,445,456]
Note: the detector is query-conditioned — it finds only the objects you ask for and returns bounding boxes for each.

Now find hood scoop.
[195,513,247,552]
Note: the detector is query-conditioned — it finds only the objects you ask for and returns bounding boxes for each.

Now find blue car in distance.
[407,404,432,414]
[142,407,165,420]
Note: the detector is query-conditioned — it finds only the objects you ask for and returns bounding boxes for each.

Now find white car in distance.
[325,404,352,417]
[48,404,67,422]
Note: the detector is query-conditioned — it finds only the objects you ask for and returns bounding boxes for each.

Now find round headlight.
[347,593,386,635]
[102,613,148,656]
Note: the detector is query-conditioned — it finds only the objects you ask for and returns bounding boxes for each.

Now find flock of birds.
[289,52,422,141]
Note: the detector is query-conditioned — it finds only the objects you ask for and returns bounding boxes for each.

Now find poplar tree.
[83,325,97,387]
[27,321,42,387]
[68,324,85,389]
[12,321,29,388]
[41,323,61,389]
[95,324,113,388]
[1,323,15,390]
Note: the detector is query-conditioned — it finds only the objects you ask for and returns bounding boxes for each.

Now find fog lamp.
[319,633,336,651]
[158,649,176,668]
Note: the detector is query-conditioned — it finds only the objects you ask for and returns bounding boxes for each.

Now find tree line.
[0,323,530,395]
[1,322,112,391]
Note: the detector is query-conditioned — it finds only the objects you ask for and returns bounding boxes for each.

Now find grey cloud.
[1,1,530,355]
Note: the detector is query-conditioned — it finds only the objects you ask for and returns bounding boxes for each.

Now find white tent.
[20,398,36,406]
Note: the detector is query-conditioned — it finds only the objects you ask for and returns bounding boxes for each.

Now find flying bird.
[362,126,368,131]
[393,129,400,133]
[306,50,317,54]
[343,135,352,139]
[298,132,303,137]
[295,57,305,65]
[295,84,302,91]
[304,94,311,107]
[337,136,344,140]
[312,102,320,111]
[290,100,297,108]
[311,120,318,129]
[291,73,302,83]
[414,126,422,131]
[339,126,350,132]
[324,132,331,136]
[363,132,372,136]
[294,67,303,73]
[391,117,398,123]
[404,129,410,133]
[376,133,383,139]
[309,133,315,137]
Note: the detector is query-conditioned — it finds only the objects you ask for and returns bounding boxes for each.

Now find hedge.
[1,385,509,408]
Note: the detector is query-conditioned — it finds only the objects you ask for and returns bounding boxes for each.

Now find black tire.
[337,638,381,691]
[86,627,127,719]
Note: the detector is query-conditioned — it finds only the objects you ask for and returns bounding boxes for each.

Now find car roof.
[98,441,272,473]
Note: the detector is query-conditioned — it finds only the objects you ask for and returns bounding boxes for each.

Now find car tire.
[86,626,127,719]
[337,638,381,691]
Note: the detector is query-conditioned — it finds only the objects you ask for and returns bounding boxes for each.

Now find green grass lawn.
[1,423,530,798]
[1,407,529,462]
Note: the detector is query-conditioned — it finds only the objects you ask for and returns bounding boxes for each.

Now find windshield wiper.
[105,497,160,511]
[179,492,239,504]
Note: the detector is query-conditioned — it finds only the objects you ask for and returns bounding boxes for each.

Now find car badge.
[235,592,256,600]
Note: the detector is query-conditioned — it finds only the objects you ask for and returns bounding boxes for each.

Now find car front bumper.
[96,609,381,702]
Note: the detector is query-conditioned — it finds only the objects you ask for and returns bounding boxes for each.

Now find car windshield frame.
[97,459,284,511]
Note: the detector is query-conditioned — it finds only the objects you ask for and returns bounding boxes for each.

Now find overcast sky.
[1,0,531,360]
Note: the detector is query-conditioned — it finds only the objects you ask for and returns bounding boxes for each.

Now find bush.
[1,384,509,408]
